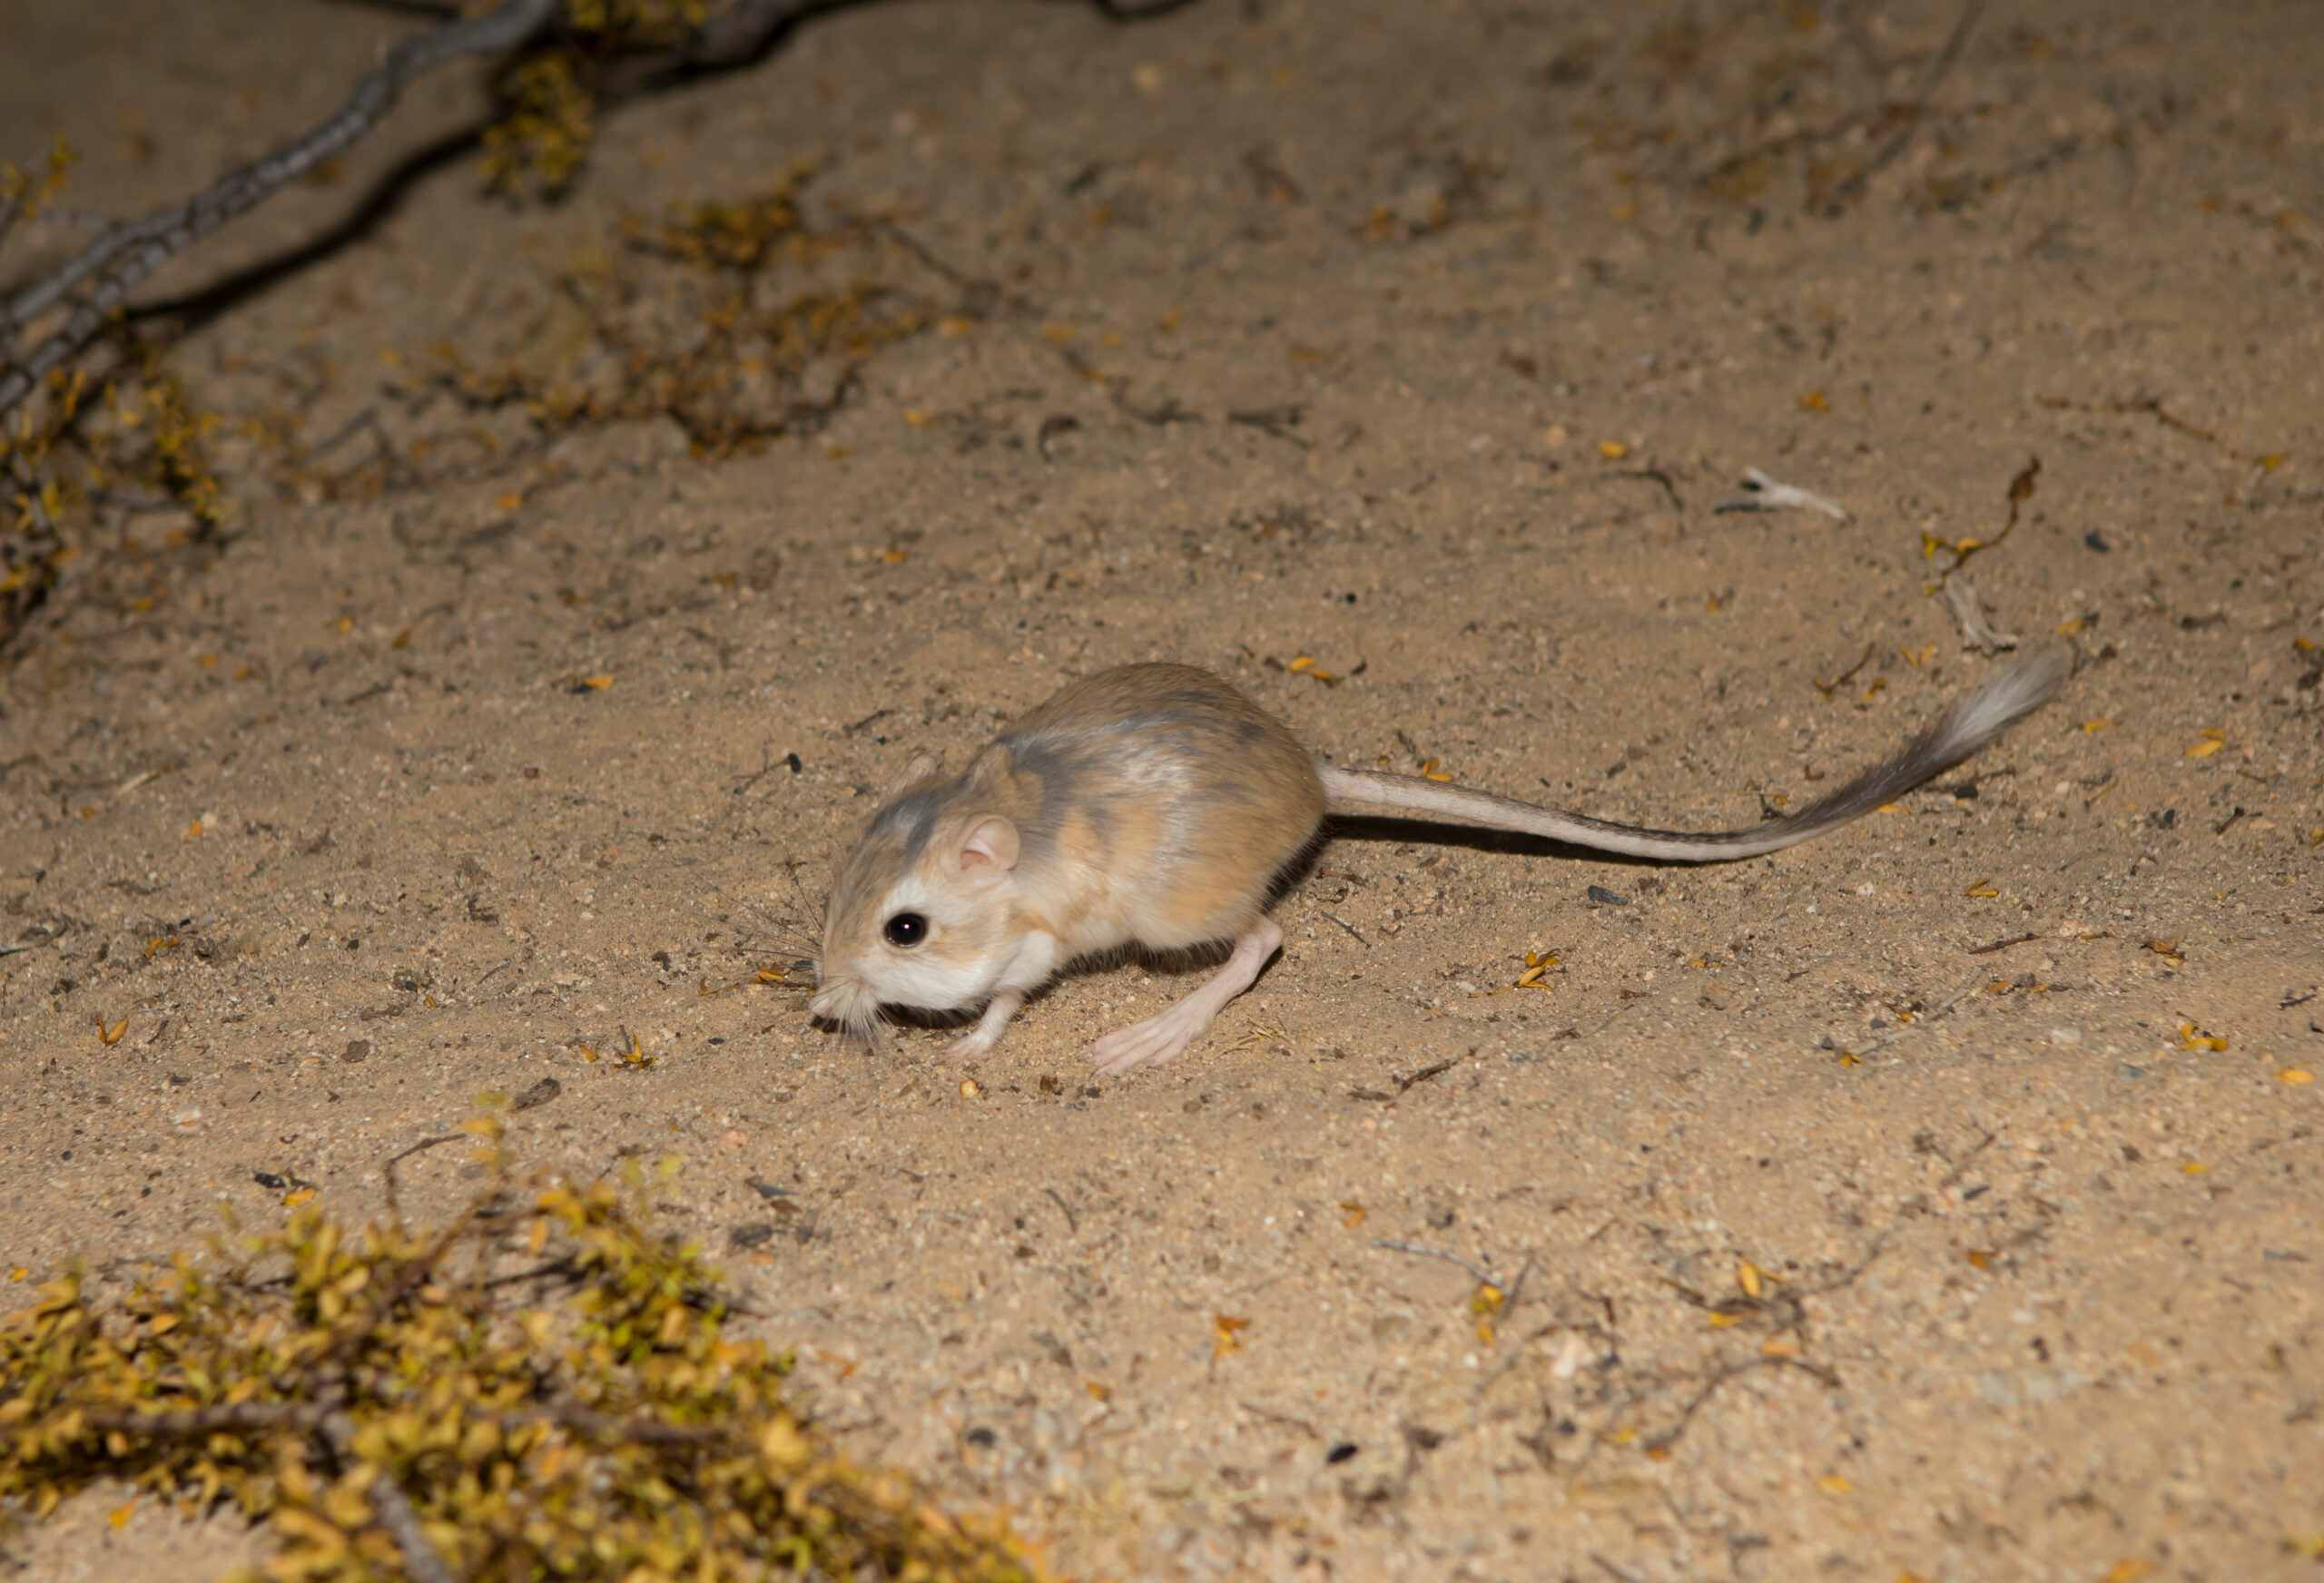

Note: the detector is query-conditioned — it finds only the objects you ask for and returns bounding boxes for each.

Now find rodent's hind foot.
[1085,917,1285,1076]
[1087,1006,1207,1075]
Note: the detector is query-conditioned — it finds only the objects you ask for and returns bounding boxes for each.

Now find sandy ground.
[2,0,2321,1578]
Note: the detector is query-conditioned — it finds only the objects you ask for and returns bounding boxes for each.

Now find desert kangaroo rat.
[810,651,2068,1074]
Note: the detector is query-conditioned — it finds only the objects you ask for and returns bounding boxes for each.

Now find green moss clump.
[3,141,230,640]
[419,163,951,461]
[482,1,714,198]
[0,1143,1048,1583]
[0,357,229,637]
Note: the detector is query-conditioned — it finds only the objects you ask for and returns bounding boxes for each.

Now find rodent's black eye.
[882,912,929,948]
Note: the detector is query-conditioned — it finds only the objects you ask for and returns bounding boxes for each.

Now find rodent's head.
[810,763,1023,1039]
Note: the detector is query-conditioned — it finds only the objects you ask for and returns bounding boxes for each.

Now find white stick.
[1712,467,1849,522]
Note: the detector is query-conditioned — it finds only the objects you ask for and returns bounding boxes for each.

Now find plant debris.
[1925,457,2039,651]
[1710,466,1847,521]
[399,165,971,473]
[0,1128,1046,1583]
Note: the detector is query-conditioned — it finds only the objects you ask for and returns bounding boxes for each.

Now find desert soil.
[1,0,2320,1578]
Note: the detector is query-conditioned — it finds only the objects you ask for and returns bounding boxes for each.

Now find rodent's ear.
[884,751,941,800]
[957,816,1019,872]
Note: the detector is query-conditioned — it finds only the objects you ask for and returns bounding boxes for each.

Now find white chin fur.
[809,979,881,1040]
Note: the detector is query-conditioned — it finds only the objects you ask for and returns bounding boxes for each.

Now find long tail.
[1318,646,2070,862]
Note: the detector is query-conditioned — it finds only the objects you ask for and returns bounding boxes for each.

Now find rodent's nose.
[806,974,878,1041]
[808,974,862,1019]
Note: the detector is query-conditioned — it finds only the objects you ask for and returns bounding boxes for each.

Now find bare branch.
[0,0,560,424]
[1640,1353,1842,1453]
[382,1131,462,1226]
[1371,1239,1502,1288]
[601,0,1190,99]
[2,0,1181,428]
[84,1401,323,1437]
[581,0,819,101]
[326,0,464,15]
[320,1409,458,1583]
[663,0,820,71]
[484,1404,733,1444]
[1817,0,1986,215]
[1089,0,1205,17]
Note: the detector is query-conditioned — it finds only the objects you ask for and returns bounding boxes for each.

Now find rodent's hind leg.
[942,989,1024,1063]
[1087,917,1283,1077]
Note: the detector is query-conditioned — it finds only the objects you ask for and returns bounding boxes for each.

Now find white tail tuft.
[1320,646,2070,862]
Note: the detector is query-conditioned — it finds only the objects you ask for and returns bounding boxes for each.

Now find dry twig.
[1817,0,1986,215]
[1944,575,2020,653]
[1372,1240,1502,1287]
[1928,456,2038,651]
[0,0,562,425]
[1712,466,1847,521]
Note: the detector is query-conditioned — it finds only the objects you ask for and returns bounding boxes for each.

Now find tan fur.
[811,652,2061,1069]
[811,664,1324,1061]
